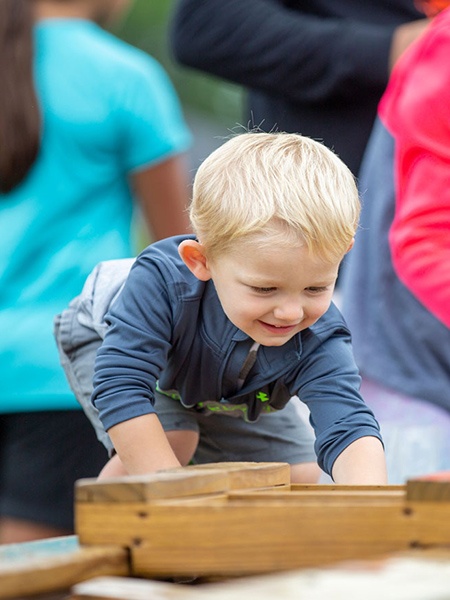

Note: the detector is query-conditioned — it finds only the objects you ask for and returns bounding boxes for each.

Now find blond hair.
[190,132,360,262]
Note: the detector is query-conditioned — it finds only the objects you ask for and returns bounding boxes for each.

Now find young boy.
[56,132,387,484]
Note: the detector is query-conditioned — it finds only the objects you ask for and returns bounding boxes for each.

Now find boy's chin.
[250,333,296,347]
[261,339,292,347]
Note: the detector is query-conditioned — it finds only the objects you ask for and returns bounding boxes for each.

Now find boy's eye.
[306,286,328,293]
[251,286,276,294]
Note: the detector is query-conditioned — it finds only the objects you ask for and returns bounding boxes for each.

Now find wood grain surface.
[0,536,128,599]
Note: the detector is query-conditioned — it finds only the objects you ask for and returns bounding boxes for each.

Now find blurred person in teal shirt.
[0,0,191,543]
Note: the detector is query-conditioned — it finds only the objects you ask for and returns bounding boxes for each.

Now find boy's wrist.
[108,414,181,476]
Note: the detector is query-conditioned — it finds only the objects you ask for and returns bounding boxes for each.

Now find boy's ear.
[346,238,355,253]
[178,240,212,281]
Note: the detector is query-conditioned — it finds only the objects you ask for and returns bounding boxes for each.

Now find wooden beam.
[76,497,413,577]
[0,536,129,600]
[76,469,229,503]
[183,461,291,489]
[75,462,291,504]
[291,484,405,492]
[407,472,450,502]
[73,465,450,578]
[228,489,405,505]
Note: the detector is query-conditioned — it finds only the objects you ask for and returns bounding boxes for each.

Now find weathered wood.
[0,536,129,599]
[75,464,450,578]
[75,462,290,504]
[291,484,405,492]
[7,463,450,600]
[76,497,413,577]
[73,464,450,578]
[184,461,291,489]
[70,550,450,600]
[406,472,450,502]
[402,501,450,545]
[76,469,230,503]
[228,489,405,506]
[7,464,450,598]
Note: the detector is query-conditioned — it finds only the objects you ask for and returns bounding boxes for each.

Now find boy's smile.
[202,240,342,346]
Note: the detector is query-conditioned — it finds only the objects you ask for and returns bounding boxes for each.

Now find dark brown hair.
[0,0,41,193]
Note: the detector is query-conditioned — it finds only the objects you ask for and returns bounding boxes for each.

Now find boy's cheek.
[310,299,334,321]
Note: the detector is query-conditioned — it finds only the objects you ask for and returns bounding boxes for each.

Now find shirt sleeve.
[170,0,396,104]
[116,54,192,172]
[92,251,175,431]
[292,326,383,475]
[380,12,450,328]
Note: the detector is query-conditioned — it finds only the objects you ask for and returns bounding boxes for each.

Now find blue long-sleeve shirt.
[92,235,382,475]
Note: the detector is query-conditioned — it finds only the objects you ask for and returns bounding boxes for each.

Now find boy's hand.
[98,454,128,479]
[108,413,182,476]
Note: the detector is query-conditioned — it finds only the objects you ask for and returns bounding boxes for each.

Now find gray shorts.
[55,299,317,466]
[155,392,317,465]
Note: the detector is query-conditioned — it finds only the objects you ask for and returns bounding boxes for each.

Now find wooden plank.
[76,499,412,577]
[291,484,405,492]
[402,501,450,545]
[407,472,450,502]
[75,469,230,503]
[155,490,402,508]
[0,535,129,599]
[70,551,450,599]
[76,462,290,504]
[131,502,413,577]
[228,489,405,506]
[72,464,450,580]
[184,462,291,489]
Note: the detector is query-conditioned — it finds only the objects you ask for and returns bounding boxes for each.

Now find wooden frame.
[75,462,450,578]
[4,462,450,599]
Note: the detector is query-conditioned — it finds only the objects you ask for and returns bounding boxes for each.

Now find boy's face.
[205,241,341,347]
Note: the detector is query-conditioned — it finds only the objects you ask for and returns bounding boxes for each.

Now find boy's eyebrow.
[238,274,279,285]
[241,274,337,287]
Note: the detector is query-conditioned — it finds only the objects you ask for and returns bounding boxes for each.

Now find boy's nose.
[273,301,304,323]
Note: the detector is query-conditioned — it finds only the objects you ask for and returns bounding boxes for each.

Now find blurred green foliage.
[113,0,243,125]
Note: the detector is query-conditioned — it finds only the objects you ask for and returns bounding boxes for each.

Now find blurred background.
[113,0,244,174]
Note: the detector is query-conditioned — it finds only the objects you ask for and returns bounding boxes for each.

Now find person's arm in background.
[382,11,450,328]
[170,0,429,105]
[121,50,192,242]
[389,18,431,69]
[132,153,191,241]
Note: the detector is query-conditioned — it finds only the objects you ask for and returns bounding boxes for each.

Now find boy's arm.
[108,413,181,475]
[331,436,387,484]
